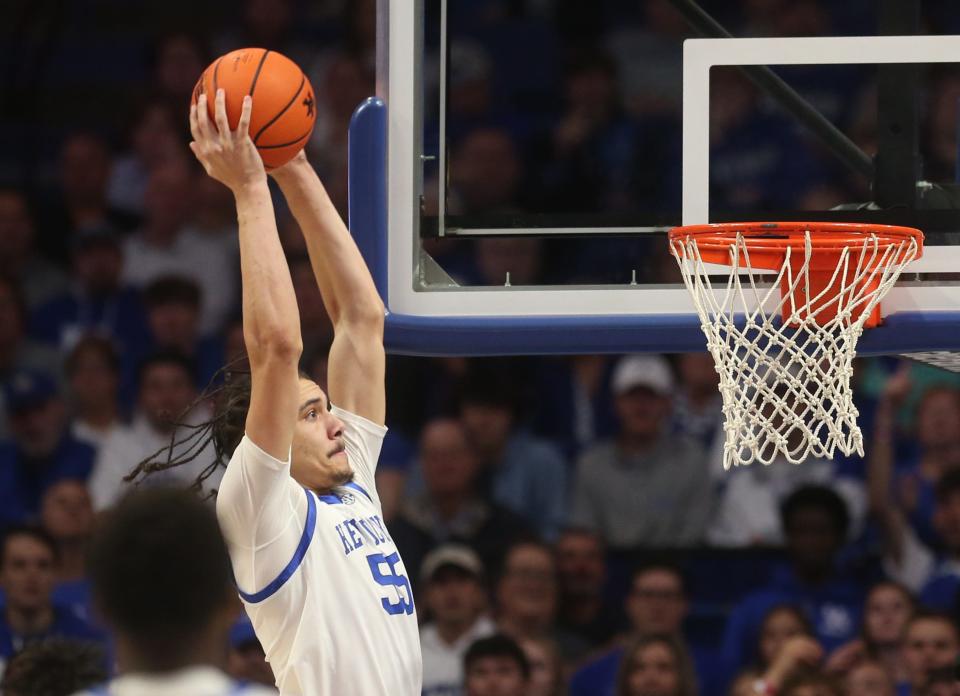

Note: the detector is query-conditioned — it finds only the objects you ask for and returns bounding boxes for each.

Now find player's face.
[465,657,527,696]
[290,379,350,492]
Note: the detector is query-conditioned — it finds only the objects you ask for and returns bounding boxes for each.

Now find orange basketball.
[191,48,316,170]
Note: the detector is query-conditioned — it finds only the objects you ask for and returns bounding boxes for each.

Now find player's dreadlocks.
[124,357,253,497]
[125,355,313,497]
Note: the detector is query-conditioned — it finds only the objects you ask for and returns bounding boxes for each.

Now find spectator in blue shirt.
[720,486,863,681]
[0,371,95,525]
[0,527,104,672]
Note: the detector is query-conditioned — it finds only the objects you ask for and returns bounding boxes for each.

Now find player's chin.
[326,455,354,486]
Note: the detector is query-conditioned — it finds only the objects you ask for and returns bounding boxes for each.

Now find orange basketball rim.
[668,221,924,328]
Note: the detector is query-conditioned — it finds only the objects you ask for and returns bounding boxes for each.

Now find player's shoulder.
[228,434,291,469]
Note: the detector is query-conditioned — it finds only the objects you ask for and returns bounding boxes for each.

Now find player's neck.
[5,603,54,636]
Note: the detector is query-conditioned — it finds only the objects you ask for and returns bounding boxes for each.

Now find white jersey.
[216,406,422,696]
[73,666,276,696]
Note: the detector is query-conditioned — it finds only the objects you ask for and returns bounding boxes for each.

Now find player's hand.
[189,89,265,193]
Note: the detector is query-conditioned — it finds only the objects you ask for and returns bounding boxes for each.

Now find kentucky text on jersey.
[335,514,392,556]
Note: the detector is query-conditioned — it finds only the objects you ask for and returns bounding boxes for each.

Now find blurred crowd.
[4,0,960,695]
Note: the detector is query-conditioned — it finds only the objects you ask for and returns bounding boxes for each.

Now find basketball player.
[76,487,275,695]
[187,90,421,695]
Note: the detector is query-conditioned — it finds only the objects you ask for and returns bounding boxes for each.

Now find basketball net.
[669,224,921,469]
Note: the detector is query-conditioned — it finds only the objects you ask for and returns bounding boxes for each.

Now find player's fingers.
[214,89,231,145]
[188,104,202,144]
[196,94,214,142]
[237,95,253,140]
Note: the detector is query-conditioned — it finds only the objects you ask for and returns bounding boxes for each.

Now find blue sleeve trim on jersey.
[238,488,317,604]
[344,481,373,503]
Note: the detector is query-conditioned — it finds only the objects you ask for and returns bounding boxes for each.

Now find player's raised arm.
[270,152,386,425]
[190,90,302,460]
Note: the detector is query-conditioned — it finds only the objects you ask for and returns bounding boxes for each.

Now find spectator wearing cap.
[0,189,68,312]
[0,526,105,676]
[569,354,713,548]
[420,545,496,696]
[0,371,95,525]
[29,222,150,408]
[0,276,62,437]
[143,275,225,388]
[390,417,533,588]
